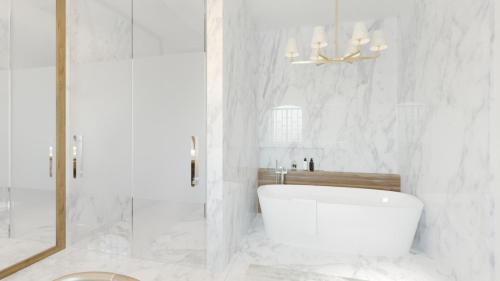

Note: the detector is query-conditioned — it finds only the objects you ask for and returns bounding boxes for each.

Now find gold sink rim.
[53,271,139,281]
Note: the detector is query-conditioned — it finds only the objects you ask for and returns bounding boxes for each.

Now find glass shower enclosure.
[68,0,207,266]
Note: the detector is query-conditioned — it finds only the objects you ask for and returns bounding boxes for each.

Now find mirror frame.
[0,0,66,278]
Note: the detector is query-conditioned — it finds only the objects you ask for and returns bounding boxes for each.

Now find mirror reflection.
[0,0,57,269]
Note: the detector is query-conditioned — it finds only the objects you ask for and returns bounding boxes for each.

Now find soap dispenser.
[303,158,308,171]
[309,158,315,172]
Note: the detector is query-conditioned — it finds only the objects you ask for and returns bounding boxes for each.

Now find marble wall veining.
[256,19,399,174]
[206,0,259,270]
[253,2,497,280]
[398,0,495,280]
[495,1,500,278]
[206,0,225,271]
[222,0,259,265]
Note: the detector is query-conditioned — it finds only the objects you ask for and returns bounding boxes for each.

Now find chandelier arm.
[344,55,380,63]
[343,50,360,60]
[356,54,381,60]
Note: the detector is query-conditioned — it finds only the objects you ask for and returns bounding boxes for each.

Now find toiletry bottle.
[291,160,297,171]
[303,158,308,171]
[309,158,315,172]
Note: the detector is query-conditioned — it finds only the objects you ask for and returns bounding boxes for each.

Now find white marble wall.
[222,0,259,265]
[206,0,225,271]
[206,0,259,270]
[398,0,495,280]
[256,19,399,173]
[495,1,500,278]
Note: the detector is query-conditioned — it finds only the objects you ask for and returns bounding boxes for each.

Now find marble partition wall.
[495,1,500,278]
[398,0,495,280]
[222,0,259,265]
[256,19,399,174]
[206,0,225,270]
[206,0,259,270]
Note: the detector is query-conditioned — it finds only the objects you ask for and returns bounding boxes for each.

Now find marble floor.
[71,200,206,266]
[0,188,56,270]
[5,216,454,281]
[0,238,53,269]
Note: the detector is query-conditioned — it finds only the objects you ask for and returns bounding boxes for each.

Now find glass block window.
[272,105,302,145]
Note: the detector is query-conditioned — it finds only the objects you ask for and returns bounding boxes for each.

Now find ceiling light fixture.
[285,0,388,65]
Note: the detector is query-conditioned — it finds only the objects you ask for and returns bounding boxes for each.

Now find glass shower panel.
[131,0,207,265]
[69,0,134,254]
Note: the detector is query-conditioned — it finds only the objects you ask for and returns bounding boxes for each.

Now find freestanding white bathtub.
[258,185,423,257]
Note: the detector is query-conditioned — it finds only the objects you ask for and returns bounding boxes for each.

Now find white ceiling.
[248,0,413,30]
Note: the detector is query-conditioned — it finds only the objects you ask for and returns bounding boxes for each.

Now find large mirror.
[0,0,65,277]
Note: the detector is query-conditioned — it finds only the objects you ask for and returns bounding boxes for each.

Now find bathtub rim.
[257,184,424,210]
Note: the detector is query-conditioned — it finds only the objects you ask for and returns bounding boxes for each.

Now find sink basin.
[54,272,139,281]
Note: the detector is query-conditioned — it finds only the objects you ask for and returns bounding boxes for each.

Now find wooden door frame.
[0,0,66,278]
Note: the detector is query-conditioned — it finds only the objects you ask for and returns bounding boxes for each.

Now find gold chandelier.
[285,0,388,65]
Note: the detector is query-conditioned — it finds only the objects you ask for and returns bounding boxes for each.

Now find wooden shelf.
[258,168,401,192]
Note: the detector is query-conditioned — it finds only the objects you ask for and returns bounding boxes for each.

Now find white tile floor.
[5,216,454,281]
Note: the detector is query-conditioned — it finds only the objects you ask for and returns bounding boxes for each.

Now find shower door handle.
[72,154,77,179]
[191,136,199,187]
[49,146,54,178]
[72,135,83,179]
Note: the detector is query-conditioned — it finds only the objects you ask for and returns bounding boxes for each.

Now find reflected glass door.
[0,0,57,270]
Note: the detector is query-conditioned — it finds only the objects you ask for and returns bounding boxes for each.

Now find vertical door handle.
[49,146,54,178]
[72,145,77,179]
[72,135,84,179]
[191,136,198,187]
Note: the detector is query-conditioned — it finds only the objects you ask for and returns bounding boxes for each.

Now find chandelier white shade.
[286,38,300,58]
[285,0,388,65]
[370,30,388,51]
[311,26,328,48]
[351,22,370,46]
